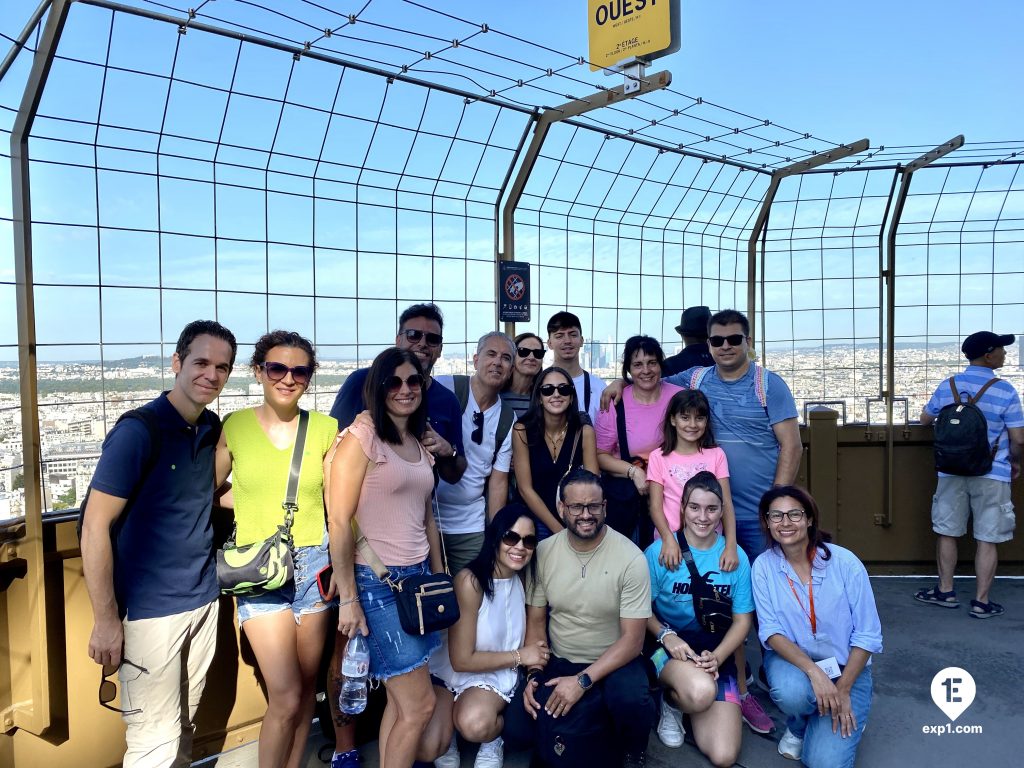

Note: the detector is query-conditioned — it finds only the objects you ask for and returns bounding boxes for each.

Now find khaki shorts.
[931,476,1016,543]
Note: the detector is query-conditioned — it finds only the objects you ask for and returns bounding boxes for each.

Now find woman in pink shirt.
[328,347,444,768]
[595,335,681,545]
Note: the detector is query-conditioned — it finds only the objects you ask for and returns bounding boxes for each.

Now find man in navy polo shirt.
[82,319,236,768]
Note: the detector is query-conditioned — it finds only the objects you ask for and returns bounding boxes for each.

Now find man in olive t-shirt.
[514,468,655,768]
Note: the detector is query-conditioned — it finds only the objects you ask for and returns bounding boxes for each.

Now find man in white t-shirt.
[546,311,606,425]
[435,331,516,572]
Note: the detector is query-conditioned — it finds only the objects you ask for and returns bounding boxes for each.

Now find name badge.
[815,656,841,680]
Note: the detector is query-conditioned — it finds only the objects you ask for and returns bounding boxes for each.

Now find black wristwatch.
[576,672,593,691]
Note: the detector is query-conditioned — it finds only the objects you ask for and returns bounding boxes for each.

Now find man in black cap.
[915,331,1024,619]
[661,305,714,377]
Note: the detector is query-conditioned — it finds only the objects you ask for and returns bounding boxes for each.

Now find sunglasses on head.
[501,530,538,550]
[539,383,573,397]
[260,361,313,385]
[384,374,424,392]
[401,329,443,347]
[708,333,745,348]
[517,347,545,360]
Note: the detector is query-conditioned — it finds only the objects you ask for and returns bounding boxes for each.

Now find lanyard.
[785,556,816,636]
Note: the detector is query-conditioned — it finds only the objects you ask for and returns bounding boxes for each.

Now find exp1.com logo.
[923,667,983,736]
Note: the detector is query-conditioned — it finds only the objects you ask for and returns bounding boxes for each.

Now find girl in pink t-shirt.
[647,389,738,573]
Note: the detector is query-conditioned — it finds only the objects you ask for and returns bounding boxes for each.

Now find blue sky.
[1,0,1021,363]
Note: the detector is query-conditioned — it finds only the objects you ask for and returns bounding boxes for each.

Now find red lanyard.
[785,555,816,635]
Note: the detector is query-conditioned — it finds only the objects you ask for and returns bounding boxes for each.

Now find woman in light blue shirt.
[752,486,882,768]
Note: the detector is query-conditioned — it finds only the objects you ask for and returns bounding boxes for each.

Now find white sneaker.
[656,702,685,748]
[777,728,803,761]
[473,736,503,768]
[435,734,460,768]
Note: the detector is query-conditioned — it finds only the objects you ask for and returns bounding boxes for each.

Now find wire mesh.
[1,0,1022,518]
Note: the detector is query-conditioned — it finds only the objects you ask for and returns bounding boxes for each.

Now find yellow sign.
[588,0,677,72]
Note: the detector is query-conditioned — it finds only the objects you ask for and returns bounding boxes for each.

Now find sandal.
[968,600,1004,619]
[914,586,959,608]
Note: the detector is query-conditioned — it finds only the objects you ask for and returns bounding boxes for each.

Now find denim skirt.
[355,560,442,681]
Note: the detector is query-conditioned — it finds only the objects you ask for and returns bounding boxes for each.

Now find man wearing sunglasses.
[81,320,236,767]
[433,331,516,573]
[329,302,466,484]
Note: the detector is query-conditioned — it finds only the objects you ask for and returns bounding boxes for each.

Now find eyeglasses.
[517,347,545,360]
[99,660,147,715]
[563,501,606,516]
[260,361,313,385]
[539,383,574,397]
[471,410,484,444]
[501,530,538,550]
[384,374,424,392]
[766,509,807,523]
[401,329,443,347]
[712,335,745,350]
[708,334,745,348]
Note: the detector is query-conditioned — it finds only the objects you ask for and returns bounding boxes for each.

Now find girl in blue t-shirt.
[645,471,755,767]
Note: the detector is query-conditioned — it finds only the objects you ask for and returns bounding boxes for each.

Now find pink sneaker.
[740,692,774,734]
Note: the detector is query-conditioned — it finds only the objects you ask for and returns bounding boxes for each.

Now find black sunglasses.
[471,410,484,444]
[539,383,574,397]
[260,361,313,385]
[708,333,745,348]
[501,530,538,550]
[384,374,424,392]
[401,329,443,347]
[100,660,146,715]
[517,347,545,360]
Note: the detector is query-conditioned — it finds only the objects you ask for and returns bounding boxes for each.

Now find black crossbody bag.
[217,410,308,596]
[677,530,734,635]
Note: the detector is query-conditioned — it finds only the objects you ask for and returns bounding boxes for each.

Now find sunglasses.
[384,374,424,392]
[100,660,146,715]
[517,347,545,360]
[260,361,313,385]
[708,334,745,348]
[401,329,443,347]
[539,383,574,397]
[501,530,538,550]
[471,410,484,445]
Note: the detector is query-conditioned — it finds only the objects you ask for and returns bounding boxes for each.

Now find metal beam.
[879,135,965,526]
[498,70,672,336]
[8,0,72,738]
[745,139,870,349]
[0,0,53,84]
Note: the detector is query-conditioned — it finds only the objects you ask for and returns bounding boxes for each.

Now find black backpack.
[933,377,999,476]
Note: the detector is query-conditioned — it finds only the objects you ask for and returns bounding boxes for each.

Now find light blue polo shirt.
[923,365,1024,482]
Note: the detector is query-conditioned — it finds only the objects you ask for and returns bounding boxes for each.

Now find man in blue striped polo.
[916,331,1024,618]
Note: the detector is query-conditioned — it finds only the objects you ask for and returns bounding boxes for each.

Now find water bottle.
[339,634,369,715]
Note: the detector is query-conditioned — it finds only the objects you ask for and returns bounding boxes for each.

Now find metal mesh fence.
[2,0,1022,516]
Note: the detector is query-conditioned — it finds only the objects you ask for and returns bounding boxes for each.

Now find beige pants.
[120,600,219,768]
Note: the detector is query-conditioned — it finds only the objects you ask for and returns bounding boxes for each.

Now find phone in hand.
[316,564,334,601]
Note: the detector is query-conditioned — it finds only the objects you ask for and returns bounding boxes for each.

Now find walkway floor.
[206,576,1023,768]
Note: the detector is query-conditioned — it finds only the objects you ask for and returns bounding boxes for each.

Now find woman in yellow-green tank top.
[215,330,339,768]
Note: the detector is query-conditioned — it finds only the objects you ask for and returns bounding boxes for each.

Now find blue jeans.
[735,516,768,560]
[764,650,873,768]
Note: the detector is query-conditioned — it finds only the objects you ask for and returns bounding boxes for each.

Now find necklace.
[545,424,568,458]
[568,538,600,578]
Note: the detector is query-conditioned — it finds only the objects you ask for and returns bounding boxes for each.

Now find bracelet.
[526,668,541,683]
[338,597,360,607]
[627,465,636,480]
[657,626,678,645]
[511,648,522,670]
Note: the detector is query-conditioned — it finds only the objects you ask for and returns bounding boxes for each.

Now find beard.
[566,515,606,541]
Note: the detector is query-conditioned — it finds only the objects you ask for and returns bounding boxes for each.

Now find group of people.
[79,303,1021,768]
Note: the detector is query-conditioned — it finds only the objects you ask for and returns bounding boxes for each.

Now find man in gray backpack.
[916,331,1024,618]
[433,331,516,573]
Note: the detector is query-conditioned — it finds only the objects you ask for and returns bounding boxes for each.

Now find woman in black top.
[511,366,598,539]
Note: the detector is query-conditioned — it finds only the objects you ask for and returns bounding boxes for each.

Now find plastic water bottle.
[339,634,369,715]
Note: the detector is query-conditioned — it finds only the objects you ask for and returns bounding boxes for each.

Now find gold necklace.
[545,424,568,458]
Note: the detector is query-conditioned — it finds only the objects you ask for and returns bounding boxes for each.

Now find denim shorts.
[236,533,337,626]
[355,561,442,682]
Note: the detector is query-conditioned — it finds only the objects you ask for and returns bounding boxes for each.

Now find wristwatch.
[576,672,593,691]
